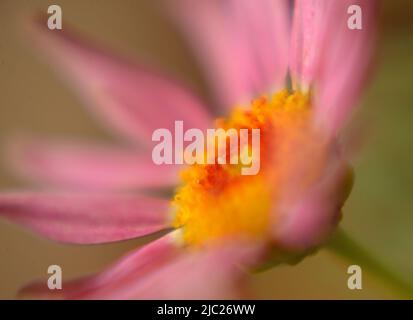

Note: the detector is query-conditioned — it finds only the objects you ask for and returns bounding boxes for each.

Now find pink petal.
[0,192,171,244]
[223,0,290,97]
[108,241,262,300]
[166,0,290,111]
[290,0,329,88]
[19,233,182,299]
[8,137,180,191]
[290,0,379,133]
[274,142,353,250]
[20,239,262,299]
[26,16,212,145]
[315,0,379,133]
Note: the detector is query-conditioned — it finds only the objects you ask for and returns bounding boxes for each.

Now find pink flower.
[0,0,378,299]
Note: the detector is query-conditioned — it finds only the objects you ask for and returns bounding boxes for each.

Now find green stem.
[327,228,413,298]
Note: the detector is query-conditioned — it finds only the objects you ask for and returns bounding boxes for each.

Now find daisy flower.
[0,0,382,299]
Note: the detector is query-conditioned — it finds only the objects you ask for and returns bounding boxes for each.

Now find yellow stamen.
[171,90,312,247]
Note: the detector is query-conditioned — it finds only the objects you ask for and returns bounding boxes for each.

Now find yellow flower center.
[171,90,313,247]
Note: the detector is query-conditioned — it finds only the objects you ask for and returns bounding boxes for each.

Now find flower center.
[171,90,312,247]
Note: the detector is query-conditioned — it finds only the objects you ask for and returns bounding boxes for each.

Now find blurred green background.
[0,0,412,299]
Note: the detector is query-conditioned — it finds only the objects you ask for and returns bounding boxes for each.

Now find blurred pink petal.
[291,0,378,133]
[8,137,180,190]
[290,0,328,87]
[315,0,379,133]
[21,240,261,299]
[225,0,290,96]
[19,233,182,299]
[0,192,170,244]
[274,144,353,249]
[166,0,289,111]
[112,241,262,300]
[27,17,212,145]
